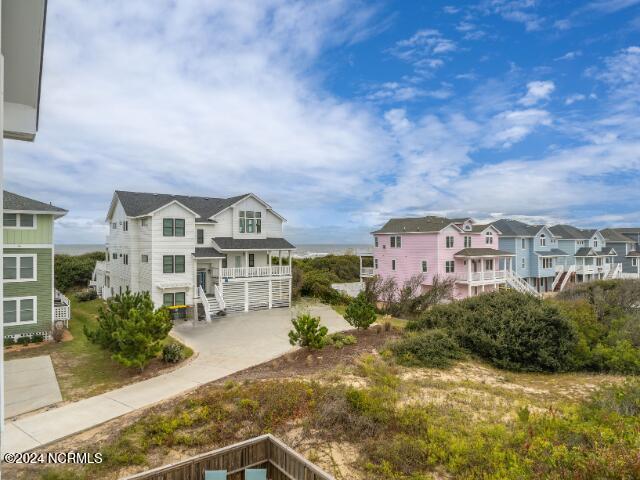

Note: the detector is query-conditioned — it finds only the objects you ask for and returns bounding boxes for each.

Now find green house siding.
[4,214,53,245]
[4,248,53,337]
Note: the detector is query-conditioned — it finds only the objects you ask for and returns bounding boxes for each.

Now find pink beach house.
[361,216,538,299]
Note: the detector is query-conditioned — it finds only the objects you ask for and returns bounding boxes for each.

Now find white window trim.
[421,260,428,273]
[4,296,38,325]
[446,236,455,248]
[445,260,455,273]
[3,254,37,282]
[632,258,638,267]
[464,236,472,248]
[3,213,38,230]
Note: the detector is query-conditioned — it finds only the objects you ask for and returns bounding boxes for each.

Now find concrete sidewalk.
[5,356,62,418]
[2,305,349,453]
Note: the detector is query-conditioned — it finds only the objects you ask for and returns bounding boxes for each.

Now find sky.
[5,0,640,245]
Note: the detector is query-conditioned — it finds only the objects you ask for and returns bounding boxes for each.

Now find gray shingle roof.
[601,228,635,243]
[534,248,570,257]
[491,219,544,237]
[212,237,295,250]
[115,191,250,219]
[193,247,225,258]
[574,247,617,257]
[614,227,640,234]
[454,248,515,257]
[599,246,617,256]
[550,224,593,240]
[373,216,462,234]
[627,251,640,257]
[4,191,67,214]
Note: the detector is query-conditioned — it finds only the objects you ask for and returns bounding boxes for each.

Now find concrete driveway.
[4,356,62,418]
[3,305,349,454]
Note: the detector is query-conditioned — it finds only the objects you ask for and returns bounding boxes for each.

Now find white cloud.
[390,29,457,76]
[5,0,391,243]
[480,0,544,31]
[518,80,555,106]
[565,94,586,105]
[555,50,582,61]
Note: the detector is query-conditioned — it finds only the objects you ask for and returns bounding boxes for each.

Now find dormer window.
[239,211,262,234]
[464,224,472,231]
[539,234,546,246]
[485,231,494,245]
[593,239,598,248]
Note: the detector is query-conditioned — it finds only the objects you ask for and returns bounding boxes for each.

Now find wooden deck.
[122,434,335,480]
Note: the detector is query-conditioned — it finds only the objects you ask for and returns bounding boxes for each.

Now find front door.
[197,271,206,292]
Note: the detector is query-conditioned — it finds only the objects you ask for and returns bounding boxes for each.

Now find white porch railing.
[214,283,226,311]
[505,270,541,297]
[360,267,375,277]
[448,270,508,283]
[198,285,211,323]
[219,265,291,279]
[54,290,71,325]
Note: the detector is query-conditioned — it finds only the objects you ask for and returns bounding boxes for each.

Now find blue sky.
[5,0,640,244]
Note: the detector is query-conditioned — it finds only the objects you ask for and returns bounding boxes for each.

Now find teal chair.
[245,469,267,480]
[204,471,227,480]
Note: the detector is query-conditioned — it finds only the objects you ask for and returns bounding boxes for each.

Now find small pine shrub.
[16,336,31,346]
[288,312,328,349]
[390,329,465,368]
[162,343,184,363]
[4,337,15,347]
[344,292,377,330]
[324,332,357,349]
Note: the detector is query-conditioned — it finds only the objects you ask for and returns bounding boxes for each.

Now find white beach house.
[93,191,295,320]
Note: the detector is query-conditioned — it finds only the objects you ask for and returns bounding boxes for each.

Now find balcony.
[122,434,334,480]
[447,270,508,284]
[218,265,291,279]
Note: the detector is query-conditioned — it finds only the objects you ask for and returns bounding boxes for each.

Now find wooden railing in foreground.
[122,434,335,480]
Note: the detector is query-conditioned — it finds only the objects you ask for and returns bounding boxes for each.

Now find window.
[163,255,185,273]
[391,259,396,270]
[141,218,149,227]
[141,254,149,263]
[163,292,186,306]
[4,213,36,229]
[521,258,526,268]
[485,259,494,271]
[3,213,16,227]
[175,219,185,237]
[123,220,128,232]
[3,297,37,325]
[20,214,34,227]
[112,222,117,229]
[112,253,117,260]
[3,255,36,281]
[542,258,553,269]
[539,234,546,246]
[521,238,526,249]
[235,255,242,268]
[163,218,174,236]
[485,232,493,245]
[389,235,401,248]
[374,258,378,269]
[446,236,454,248]
[374,236,379,248]
[222,257,228,268]
[445,261,455,273]
[239,211,262,234]
[163,255,174,273]
[123,254,129,265]
[464,236,472,248]
[632,258,638,267]
[593,240,598,248]
[421,260,428,273]
[249,254,255,267]
[197,229,204,244]
[175,255,185,273]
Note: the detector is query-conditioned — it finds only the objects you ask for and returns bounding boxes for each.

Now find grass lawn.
[4,294,193,402]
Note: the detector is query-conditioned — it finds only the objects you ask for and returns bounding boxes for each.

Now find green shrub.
[76,289,98,302]
[4,337,15,347]
[344,292,377,329]
[32,334,45,343]
[54,251,105,292]
[592,340,640,374]
[293,254,360,282]
[324,332,357,349]
[16,336,31,346]
[390,329,465,368]
[288,312,328,349]
[409,290,577,372]
[85,291,173,371]
[162,343,184,363]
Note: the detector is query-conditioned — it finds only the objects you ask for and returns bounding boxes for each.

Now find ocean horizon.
[54,243,372,258]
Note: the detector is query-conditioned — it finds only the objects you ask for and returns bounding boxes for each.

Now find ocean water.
[54,243,372,258]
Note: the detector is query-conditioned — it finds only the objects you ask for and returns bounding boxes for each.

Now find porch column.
[480,257,485,281]
[244,251,249,270]
[467,258,472,280]
[218,258,223,286]
[267,250,271,274]
[279,250,282,266]
[192,257,198,302]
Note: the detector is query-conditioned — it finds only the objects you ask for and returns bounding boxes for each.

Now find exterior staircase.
[605,263,622,280]
[505,270,541,298]
[553,265,576,292]
[198,285,226,322]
